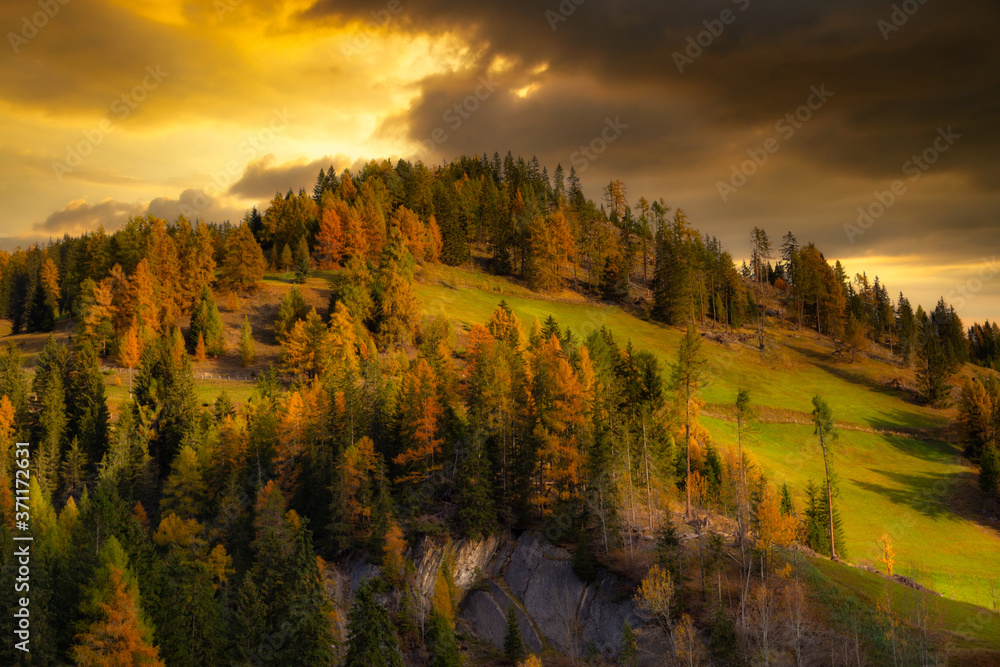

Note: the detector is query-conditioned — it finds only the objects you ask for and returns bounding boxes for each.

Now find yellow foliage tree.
[879,531,895,576]
[636,564,675,633]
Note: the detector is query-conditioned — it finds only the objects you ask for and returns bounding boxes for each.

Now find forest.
[0,153,997,665]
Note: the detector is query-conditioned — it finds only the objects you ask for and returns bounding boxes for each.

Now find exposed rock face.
[455,532,643,660]
[340,531,647,661]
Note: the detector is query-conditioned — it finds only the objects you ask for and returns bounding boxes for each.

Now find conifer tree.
[239,316,257,366]
[222,222,267,293]
[504,606,526,663]
[70,536,164,666]
[275,286,310,342]
[189,286,226,356]
[345,578,403,667]
[672,324,706,520]
[374,226,418,348]
[811,396,840,561]
[67,342,110,470]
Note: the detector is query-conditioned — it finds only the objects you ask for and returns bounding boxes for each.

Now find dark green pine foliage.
[275,285,310,340]
[0,343,30,436]
[133,336,198,475]
[917,325,952,407]
[32,336,69,496]
[55,481,158,657]
[456,435,497,540]
[231,576,268,663]
[802,479,846,559]
[294,235,311,284]
[26,276,55,332]
[426,611,460,667]
[66,341,110,471]
[154,539,224,666]
[503,605,526,664]
[620,620,639,665]
[345,578,404,667]
[189,285,226,356]
[248,483,335,666]
[779,483,796,517]
[433,180,469,266]
[980,445,1000,501]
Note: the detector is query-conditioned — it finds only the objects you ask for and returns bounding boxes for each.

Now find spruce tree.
[345,578,404,667]
[504,605,526,663]
[239,316,256,366]
[426,610,460,667]
[189,286,225,356]
[67,341,110,471]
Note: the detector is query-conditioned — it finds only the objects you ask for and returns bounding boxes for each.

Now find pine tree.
[70,536,164,666]
[811,396,840,561]
[672,324,705,520]
[504,605,526,663]
[239,316,257,366]
[118,320,142,395]
[374,226,418,348]
[980,444,1000,501]
[222,222,267,293]
[426,610,460,667]
[279,243,293,271]
[345,578,404,667]
[917,326,951,407]
[67,342,110,470]
[620,620,639,666]
[194,332,207,361]
[189,286,226,356]
[275,286,310,341]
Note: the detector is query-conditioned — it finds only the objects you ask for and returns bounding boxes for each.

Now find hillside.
[7,261,998,664]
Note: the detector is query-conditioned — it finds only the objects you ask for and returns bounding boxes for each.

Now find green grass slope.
[414,264,999,611]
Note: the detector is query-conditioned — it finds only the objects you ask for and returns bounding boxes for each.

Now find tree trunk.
[820,429,837,561]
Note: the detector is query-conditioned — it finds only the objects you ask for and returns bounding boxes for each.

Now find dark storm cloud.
[32,198,144,234]
[228,153,364,200]
[306,0,1000,266]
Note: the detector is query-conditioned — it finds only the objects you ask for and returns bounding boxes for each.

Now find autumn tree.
[239,316,256,366]
[222,221,267,293]
[117,319,142,395]
[281,308,331,380]
[70,536,164,666]
[393,358,444,502]
[374,225,418,348]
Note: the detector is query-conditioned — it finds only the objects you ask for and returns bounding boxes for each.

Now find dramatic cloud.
[2,0,998,320]
[33,198,143,235]
[229,154,364,200]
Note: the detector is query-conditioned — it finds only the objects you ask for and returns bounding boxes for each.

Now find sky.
[1,0,998,322]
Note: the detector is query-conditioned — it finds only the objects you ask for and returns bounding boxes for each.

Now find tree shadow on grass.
[852,467,999,534]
